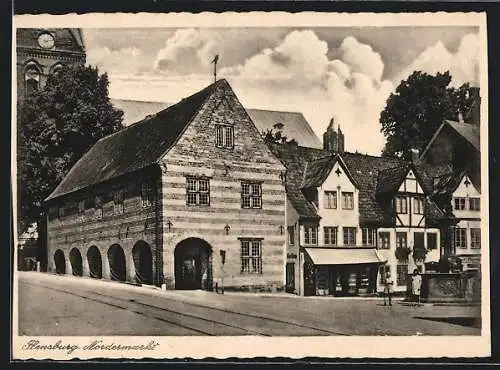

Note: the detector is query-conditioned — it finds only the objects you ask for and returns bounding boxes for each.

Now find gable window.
[304,226,318,245]
[324,227,338,246]
[324,191,337,209]
[341,192,354,210]
[241,182,262,209]
[362,228,376,246]
[469,197,480,211]
[94,195,103,219]
[141,182,154,208]
[343,227,357,246]
[186,177,210,206]
[413,197,424,215]
[113,189,125,215]
[378,232,390,249]
[471,228,481,249]
[216,125,234,149]
[395,196,407,214]
[396,232,407,249]
[455,228,467,249]
[454,197,466,211]
[287,226,295,245]
[241,239,262,274]
[427,233,437,250]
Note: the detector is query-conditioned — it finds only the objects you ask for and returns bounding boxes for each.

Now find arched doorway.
[69,248,83,276]
[174,238,212,290]
[107,244,126,282]
[132,241,153,285]
[87,246,102,279]
[54,249,66,275]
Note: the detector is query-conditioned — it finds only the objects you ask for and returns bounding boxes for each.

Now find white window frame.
[324,226,338,246]
[469,197,480,211]
[413,197,424,215]
[343,227,357,246]
[454,197,466,211]
[341,192,354,210]
[362,228,376,246]
[304,226,318,245]
[396,232,407,249]
[186,177,210,206]
[241,182,262,209]
[324,191,337,209]
[470,228,481,249]
[240,239,262,274]
[378,232,391,249]
[395,196,408,214]
[216,125,234,149]
[455,228,467,249]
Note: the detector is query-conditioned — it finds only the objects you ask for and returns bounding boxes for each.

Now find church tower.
[16,28,86,105]
[323,117,345,153]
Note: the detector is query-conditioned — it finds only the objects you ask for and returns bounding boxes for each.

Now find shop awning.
[304,248,387,266]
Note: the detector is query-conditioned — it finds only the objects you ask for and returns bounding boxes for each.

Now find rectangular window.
[141,182,154,207]
[341,192,354,210]
[241,182,262,209]
[94,195,103,219]
[241,239,262,274]
[471,228,481,249]
[324,227,338,246]
[455,228,467,249]
[469,197,481,211]
[427,233,438,250]
[304,226,318,245]
[186,177,210,206]
[216,125,234,149]
[396,263,408,286]
[395,196,408,214]
[396,232,407,249]
[324,191,337,209]
[113,189,125,215]
[362,228,376,246]
[454,197,466,210]
[378,232,390,249]
[287,226,295,245]
[413,197,424,215]
[343,227,357,246]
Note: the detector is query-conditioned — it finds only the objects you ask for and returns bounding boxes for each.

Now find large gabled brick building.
[44,79,287,292]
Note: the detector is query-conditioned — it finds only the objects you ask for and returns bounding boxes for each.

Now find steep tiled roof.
[375,165,409,194]
[269,142,447,224]
[46,80,220,201]
[445,120,480,152]
[110,99,171,126]
[246,109,322,149]
[268,143,326,219]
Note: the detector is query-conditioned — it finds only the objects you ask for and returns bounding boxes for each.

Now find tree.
[380,71,476,159]
[262,122,298,145]
[17,65,124,265]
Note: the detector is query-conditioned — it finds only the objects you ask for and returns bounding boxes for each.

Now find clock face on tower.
[37,32,55,49]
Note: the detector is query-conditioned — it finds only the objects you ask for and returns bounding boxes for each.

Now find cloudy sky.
[83,26,480,155]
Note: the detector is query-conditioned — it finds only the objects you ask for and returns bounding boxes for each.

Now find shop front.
[303,248,387,296]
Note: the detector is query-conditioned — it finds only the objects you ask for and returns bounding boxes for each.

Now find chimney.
[323,118,344,153]
[408,148,420,163]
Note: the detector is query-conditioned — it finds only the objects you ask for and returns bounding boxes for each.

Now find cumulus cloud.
[396,33,479,86]
[86,46,145,74]
[221,30,393,154]
[153,28,286,75]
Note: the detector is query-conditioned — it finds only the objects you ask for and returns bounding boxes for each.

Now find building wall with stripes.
[160,81,287,292]
[45,169,163,285]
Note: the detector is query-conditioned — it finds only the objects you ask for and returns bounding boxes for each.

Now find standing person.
[411,269,422,303]
[384,271,394,306]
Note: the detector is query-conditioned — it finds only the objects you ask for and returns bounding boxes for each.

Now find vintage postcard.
[12,11,490,360]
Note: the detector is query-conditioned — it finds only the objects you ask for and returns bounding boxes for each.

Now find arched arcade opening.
[132,241,153,285]
[87,246,102,279]
[69,248,83,276]
[54,249,66,275]
[107,244,126,282]
[174,238,212,290]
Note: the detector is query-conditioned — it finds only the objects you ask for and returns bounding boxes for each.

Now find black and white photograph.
[12,11,490,359]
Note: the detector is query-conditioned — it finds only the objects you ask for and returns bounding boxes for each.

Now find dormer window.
[216,125,234,149]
